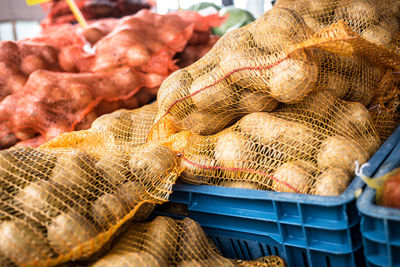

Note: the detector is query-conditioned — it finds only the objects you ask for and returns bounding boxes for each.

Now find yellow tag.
[26,0,52,6]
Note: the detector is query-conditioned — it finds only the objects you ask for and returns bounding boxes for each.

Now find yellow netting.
[90,216,285,267]
[0,0,399,265]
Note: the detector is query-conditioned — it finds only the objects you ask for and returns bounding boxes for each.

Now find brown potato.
[47,211,99,255]
[271,160,316,194]
[178,217,211,261]
[179,110,239,136]
[238,91,279,114]
[51,150,97,192]
[177,258,236,267]
[253,7,310,47]
[129,145,177,185]
[214,131,254,168]
[0,221,54,265]
[92,193,128,228]
[188,72,237,112]
[317,135,369,173]
[219,180,260,190]
[157,69,195,123]
[95,153,131,188]
[335,0,380,32]
[318,71,351,99]
[116,181,155,221]
[331,102,372,137]
[311,168,351,196]
[238,112,318,158]
[144,216,179,262]
[91,251,165,267]
[281,90,337,126]
[361,15,399,46]
[267,52,319,103]
[14,181,68,222]
[218,31,271,90]
[180,153,217,185]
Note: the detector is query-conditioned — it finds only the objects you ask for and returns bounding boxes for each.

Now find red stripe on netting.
[181,156,300,193]
[146,36,358,142]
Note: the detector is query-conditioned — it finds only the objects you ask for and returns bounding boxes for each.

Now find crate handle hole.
[302,251,309,267]
[325,256,331,267]
[274,246,280,257]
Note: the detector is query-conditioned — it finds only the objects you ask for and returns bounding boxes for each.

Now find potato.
[302,14,326,32]
[178,259,236,267]
[51,150,97,191]
[92,193,128,228]
[116,181,155,221]
[317,135,369,173]
[188,73,237,112]
[0,147,55,191]
[47,211,99,255]
[96,153,130,187]
[318,71,350,99]
[267,51,319,103]
[219,180,260,190]
[91,251,165,267]
[0,221,54,265]
[281,90,337,125]
[361,15,399,46]
[143,216,179,262]
[307,0,337,14]
[271,160,316,194]
[311,168,351,196]
[238,91,279,114]
[214,131,254,168]
[180,154,217,185]
[14,181,67,222]
[157,69,194,121]
[129,145,177,185]
[253,7,310,47]
[369,109,400,142]
[335,0,380,31]
[238,112,318,158]
[179,217,211,261]
[331,102,372,137]
[218,31,271,90]
[346,65,383,106]
[91,102,158,147]
[179,110,239,136]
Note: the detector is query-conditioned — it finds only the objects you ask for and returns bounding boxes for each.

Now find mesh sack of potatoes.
[179,90,380,196]
[149,0,400,142]
[89,216,285,267]
[1,1,400,265]
[0,103,184,266]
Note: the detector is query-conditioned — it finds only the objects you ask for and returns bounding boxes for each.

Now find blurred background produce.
[0,0,265,148]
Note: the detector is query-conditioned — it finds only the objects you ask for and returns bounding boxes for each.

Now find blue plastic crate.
[357,127,400,267]
[155,126,400,267]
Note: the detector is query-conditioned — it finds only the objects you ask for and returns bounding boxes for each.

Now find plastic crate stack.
[358,128,400,267]
[154,126,400,267]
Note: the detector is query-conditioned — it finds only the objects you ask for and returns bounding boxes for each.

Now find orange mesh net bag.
[0,10,222,149]
[0,0,400,265]
[149,0,400,196]
[90,216,284,267]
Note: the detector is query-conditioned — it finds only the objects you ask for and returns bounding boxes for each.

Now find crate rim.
[357,135,400,222]
[174,126,400,206]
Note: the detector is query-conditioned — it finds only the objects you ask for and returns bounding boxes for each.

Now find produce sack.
[90,216,285,267]
[0,0,399,265]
